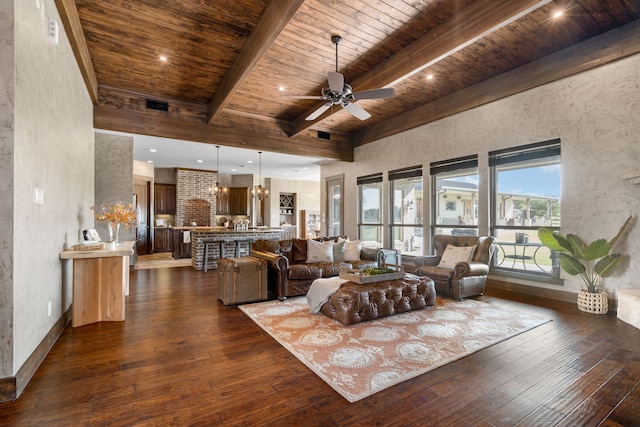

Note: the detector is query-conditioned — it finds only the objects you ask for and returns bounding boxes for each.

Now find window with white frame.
[430,155,479,238]
[489,139,561,277]
[389,166,423,256]
[357,173,383,246]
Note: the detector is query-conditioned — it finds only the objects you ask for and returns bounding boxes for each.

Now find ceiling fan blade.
[342,101,371,121]
[280,95,326,100]
[306,102,332,121]
[327,71,344,93]
[351,87,396,100]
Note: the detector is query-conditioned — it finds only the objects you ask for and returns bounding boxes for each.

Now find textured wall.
[95,133,135,242]
[11,0,94,376]
[0,0,15,380]
[265,178,320,230]
[321,54,640,296]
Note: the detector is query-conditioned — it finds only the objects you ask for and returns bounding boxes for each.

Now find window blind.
[430,155,478,175]
[356,173,383,185]
[388,165,422,181]
[489,139,561,166]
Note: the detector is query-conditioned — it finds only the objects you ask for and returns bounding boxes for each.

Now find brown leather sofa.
[251,237,401,300]
[414,235,495,300]
[320,274,436,325]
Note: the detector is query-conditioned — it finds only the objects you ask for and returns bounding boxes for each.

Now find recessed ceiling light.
[553,10,564,18]
[247,160,253,164]
[231,168,237,172]
[197,160,203,163]
[159,55,168,62]
[278,86,285,92]
[149,149,157,153]
[147,160,154,164]
[426,74,434,80]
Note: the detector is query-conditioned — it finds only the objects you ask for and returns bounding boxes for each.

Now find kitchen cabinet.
[154,184,176,214]
[229,187,250,215]
[154,228,173,253]
[173,229,192,259]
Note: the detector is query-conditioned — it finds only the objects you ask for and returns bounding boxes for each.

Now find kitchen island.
[172,227,283,270]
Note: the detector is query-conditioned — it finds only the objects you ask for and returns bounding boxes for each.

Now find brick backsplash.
[176,169,217,226]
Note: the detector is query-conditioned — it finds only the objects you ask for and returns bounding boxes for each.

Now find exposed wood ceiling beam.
[206,0,306,124]
[94,106,353,162]
[288,0,551,137]
[54,0,98,104]
[353,20,640,146]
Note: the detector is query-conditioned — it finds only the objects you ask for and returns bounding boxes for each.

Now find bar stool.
[233,239,252,257]
[203,239,226,272]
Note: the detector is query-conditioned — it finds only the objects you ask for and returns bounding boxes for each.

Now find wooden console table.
[60,241,134,327]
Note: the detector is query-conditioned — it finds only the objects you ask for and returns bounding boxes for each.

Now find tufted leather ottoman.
[320,274,436,325]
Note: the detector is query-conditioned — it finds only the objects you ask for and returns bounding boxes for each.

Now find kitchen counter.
[188,228,283,270]
[170,226,284,232]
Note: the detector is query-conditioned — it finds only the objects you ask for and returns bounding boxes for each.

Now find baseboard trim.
[0,306,72,403]
[486,278,619,312]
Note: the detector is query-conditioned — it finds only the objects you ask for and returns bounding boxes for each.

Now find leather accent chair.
[414,235,496,300]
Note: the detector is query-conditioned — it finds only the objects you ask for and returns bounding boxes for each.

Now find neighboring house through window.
[489,139,561,278]
[389,166,423,256]
[357,173,383,246]
[430,155,479,239]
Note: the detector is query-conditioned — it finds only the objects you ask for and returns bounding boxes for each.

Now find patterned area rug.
[239,297,551,403]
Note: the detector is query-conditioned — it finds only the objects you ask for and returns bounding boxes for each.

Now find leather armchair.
[414,235,496,300]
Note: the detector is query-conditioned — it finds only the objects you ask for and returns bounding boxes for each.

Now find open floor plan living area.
[2,0,640,425]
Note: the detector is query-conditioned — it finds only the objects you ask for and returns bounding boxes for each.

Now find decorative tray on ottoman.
[339,264,405,284]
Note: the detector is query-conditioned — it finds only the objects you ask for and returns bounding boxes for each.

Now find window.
[430,155,479,238]
[490,139,561,277]
[389,166,423,256]
[326,174,344,237]
[357,173,383,246]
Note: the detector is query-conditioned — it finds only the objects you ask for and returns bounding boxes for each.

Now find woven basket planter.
[577,290,608,314]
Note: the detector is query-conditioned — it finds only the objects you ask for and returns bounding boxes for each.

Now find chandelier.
[210,145,227,199]
[252,151,269,200]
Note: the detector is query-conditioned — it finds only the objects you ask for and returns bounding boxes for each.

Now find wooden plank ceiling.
[60,0,640,161]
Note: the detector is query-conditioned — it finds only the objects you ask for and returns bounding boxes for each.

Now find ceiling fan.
[282,35,395,121]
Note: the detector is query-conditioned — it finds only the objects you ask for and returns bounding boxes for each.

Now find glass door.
[326,174,343,237]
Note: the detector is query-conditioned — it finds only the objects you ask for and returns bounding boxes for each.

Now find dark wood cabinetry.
[154,184,176,214]
[215,188,248,216]
[154,228,173,253]
[229,187,250,215]
[172,230,192,259]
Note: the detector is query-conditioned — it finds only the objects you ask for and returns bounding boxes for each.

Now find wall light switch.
[35,187,44,205]
[48,19,59,45]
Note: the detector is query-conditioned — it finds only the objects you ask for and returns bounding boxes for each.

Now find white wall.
[5,0,94,379]
[321,53,640,297]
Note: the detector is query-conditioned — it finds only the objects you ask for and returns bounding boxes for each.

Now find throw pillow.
[343,239,362,262]
[333,238,346,262]
[438,244,476,269]
[307,239,334,263]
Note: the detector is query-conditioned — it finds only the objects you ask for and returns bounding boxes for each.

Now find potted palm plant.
[538,215,632,314]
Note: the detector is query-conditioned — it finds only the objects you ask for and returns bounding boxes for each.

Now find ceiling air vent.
[146,99,169,111]
[317,131,331,140]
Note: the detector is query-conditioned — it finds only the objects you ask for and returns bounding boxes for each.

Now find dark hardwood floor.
[2,266,640,426]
